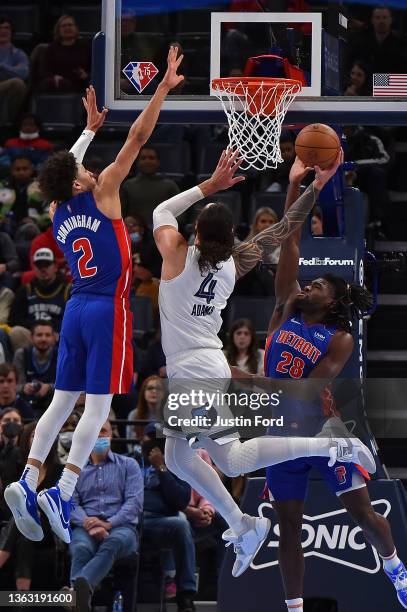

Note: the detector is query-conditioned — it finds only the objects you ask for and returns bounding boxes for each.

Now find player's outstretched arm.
[270,157,313,331]
[232,149,343,279]
[97,46,184,195]
[153,149,244,279]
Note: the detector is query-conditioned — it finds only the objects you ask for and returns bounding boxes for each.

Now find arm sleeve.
[107,459,144,528]
[69,130,95,165]
[153,186,204,232]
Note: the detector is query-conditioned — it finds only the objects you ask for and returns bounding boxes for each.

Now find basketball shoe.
[4,480,43,541]
[384,561,407,608]
[37,485,73,543]
[222,514,271,577]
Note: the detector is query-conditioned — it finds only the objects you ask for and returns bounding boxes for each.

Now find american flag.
[373,74,407,96]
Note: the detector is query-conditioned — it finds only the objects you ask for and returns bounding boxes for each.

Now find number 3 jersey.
[159,246,236,360]
[53,191,132,298]
[264,315,340,435]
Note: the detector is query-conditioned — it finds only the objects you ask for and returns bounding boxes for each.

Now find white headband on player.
[153,186,204,232]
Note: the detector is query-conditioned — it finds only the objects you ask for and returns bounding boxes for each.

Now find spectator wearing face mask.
[4,115,54,168]
[57,412,80,464]
[124,214,162,312]
[0,364,34,420]
[13,322,58,417]
[0,407,24,520]
[68,420,142,612]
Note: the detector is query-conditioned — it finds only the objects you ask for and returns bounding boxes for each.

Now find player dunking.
[262,156,407,611]
[5,47,184,544]
[152,148,375,577]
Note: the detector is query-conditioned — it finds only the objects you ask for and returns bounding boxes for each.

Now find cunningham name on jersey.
[56,214,101,244]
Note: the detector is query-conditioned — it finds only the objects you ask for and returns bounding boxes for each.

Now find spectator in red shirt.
[4,115,54,168]
[35,15,91,93]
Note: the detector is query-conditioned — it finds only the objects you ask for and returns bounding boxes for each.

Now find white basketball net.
[212,79,301,171]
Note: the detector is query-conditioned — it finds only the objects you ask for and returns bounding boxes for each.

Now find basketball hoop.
[211,77,302,171]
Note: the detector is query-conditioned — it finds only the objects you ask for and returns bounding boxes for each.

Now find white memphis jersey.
[159,246,236,360]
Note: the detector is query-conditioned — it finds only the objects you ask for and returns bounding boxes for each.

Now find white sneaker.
[222,515,271,577]
[328,437,376,473]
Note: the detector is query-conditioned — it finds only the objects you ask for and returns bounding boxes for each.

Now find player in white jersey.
[153,149,376,578]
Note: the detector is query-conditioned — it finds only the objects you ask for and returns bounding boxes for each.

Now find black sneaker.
[74,577,92,612]
[177,591,196,612]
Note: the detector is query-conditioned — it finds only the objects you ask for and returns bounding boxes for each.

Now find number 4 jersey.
[53,191,132,298]
[159,246,235,360]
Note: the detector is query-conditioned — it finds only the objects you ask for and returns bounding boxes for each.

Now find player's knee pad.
[213,441,249,478]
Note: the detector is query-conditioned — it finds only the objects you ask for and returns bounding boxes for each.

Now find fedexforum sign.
[252,499,391,574]
[299,258,355,266]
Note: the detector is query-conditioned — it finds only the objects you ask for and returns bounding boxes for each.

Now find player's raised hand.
[314,147,344,190]
[209,149,246,193]
[160,45,184,92]
[83,85,108,132]
[289,156,313,185]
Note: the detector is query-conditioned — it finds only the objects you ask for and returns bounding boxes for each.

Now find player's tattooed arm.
[232,149,344,279]
[232,183,319,279]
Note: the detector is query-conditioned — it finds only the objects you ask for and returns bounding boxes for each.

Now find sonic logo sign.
[252,499,391,574]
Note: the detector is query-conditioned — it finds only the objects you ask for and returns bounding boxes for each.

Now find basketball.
[295,124,340,169]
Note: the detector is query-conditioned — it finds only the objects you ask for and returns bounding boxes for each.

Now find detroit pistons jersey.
[53,191,133,395]
[159,246,236,360]
[264,315,339,435]
[53,191,132,298]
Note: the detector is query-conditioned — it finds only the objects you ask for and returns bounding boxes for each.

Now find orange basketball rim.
[212,77,302,171]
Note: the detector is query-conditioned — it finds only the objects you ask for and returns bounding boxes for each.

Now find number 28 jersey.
[53,191,132,299]
[159,246,236,360]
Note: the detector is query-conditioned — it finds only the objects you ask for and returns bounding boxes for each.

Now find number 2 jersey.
[159,246,236,361]
[52,191,133,394]
[264,314,340,435]
[53,191,132,298]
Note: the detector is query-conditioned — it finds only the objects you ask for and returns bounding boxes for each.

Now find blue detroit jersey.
[264,314,336,379]
[53,191,133,394]
[53,191,132,298]
[264,315,338,435]
[264,314,369,500]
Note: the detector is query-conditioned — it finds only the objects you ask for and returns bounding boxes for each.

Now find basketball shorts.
[163,348,240,444]
[55,294,133,394]
[266,456,369,502]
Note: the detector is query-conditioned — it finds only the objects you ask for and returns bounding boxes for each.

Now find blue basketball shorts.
[55,294,133,394]
[266,456,369,501]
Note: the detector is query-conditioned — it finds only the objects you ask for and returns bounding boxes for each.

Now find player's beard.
[293,295,321,314]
